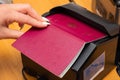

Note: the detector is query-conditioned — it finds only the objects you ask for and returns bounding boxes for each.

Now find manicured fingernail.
[42,22,50,26]
[42,17,49,22]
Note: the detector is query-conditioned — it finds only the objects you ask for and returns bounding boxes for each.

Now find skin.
[0,4,49,39]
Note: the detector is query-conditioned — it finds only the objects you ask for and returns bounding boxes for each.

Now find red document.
[12,13,106,78]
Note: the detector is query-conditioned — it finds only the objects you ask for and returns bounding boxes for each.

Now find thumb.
[0,27,23,39]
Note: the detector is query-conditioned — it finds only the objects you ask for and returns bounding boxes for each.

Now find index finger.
[11,11,50,28]
[9,4,46,22]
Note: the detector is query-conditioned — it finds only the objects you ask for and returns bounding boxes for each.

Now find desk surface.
[0,0,119,80]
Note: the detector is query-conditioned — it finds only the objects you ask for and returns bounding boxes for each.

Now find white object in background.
[0,0,12,4]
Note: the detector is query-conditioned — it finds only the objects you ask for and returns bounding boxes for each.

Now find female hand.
[0,4,49,39]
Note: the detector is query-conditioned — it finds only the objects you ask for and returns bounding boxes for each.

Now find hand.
[0,4,50,39]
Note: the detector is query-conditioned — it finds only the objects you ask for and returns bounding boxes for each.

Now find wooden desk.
[0,0,119,80]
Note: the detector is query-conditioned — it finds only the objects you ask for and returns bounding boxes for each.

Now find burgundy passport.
[12,13,106,78]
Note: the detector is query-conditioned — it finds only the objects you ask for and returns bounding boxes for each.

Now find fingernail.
[42,22,50,26]
[42,17,49,22]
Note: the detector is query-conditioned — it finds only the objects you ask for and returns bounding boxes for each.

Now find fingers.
[0,4,50,39]
[9,4,47,22]
[9,4,50,28]
[0,26,23,39]
[11,11,50,28]
[0,4,50,28]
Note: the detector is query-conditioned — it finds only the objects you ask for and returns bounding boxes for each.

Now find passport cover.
[12,13,106,78]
